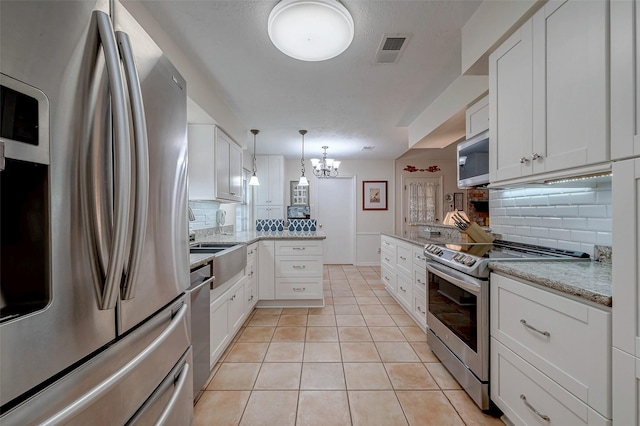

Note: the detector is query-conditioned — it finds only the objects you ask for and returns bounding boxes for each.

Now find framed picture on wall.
[363,181,388,210]
[290,181,309,206]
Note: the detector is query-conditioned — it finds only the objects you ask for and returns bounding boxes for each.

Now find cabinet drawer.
[396,243,413,276]
[275,278,323,299]
[381,249,395,269]
[491,341,610,426]
[491,273,611,417]
[413,247,427,267]
[275,240,322,255]
[381,266,397,294]
[381,236,397,254]
[246,243,258,264]
[413,268,427,293]
[412,290,427,328]
[275,256,323,278]
[396,272,413,309]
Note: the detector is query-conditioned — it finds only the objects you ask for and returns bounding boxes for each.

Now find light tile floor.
[194,265,504,426]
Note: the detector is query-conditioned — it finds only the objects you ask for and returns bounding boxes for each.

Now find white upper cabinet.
[466,95,489,139]
[490,0,610,185]
[254,155,284,219]
[187,124,242,202]
[611,0,640,160]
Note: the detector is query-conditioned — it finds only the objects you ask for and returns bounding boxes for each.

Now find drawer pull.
[520,319,550,337]
[292,265,306,269]
[417,278,424,285]
[417,306,424,314]
[384,257,390,262]
[229,295,236,301]
[248,295,254,302]
[384,241,391,246]
[399,256,407,260]
[292,247,306,251]
[400,286,406,292]
[293,287,306,292]
[520,394,550,422]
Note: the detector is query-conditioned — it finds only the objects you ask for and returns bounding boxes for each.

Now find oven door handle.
[426,263,483,295]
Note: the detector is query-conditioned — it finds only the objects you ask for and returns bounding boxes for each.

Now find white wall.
[489,182,612,257]
[284,158,395,265]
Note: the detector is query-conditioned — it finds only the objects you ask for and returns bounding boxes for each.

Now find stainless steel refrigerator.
[0,1,192,424]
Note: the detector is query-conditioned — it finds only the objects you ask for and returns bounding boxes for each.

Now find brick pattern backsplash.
[489,182,612,257]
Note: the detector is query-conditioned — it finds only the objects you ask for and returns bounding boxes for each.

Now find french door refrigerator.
[0,1,192,424]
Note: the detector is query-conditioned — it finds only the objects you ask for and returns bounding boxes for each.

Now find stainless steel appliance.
[0,1,192,423]
[457,130,489,188]
[424,240,589,410]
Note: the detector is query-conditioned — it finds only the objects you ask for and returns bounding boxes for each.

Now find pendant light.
[298,129,309,186]
[248,129,260,186]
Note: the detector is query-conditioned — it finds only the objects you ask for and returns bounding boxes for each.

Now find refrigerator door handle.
[154,362,190,425]
[39,303,188,426]
[93,11,131,310]
[116,30,150,301]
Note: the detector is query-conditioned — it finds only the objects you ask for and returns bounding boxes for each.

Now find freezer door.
[0,0,121,409]
[114,2,190,334]
[0,297,191,426]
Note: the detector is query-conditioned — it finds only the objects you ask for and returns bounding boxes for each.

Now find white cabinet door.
[254,155,284,209]
[187,124,215,200]
[489,19,534,183]
[227,278,246,334]
[532,0,609,174]
[466,95,489,139]
[396,272,413,310]
[613,349,640,426]
[255,206,283,220]
[214,127,242,202]
[258,240,275,300]
[210,294,230,367]
[611,0,640,160]
[612,158,640,357]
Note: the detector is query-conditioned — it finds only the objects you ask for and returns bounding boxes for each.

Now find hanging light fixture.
[298,130,309,186]
[248,129,260,186]
[268,0,355,62]
[310,146,340,178]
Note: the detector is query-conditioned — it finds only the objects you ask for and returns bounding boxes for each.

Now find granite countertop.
[380,231,461,247]
[489,260,612,307]
[189,230,326,269]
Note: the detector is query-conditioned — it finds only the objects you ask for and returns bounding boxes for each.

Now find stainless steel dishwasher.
[188,263,215,403]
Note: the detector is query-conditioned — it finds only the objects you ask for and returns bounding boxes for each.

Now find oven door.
[426,261,488,381]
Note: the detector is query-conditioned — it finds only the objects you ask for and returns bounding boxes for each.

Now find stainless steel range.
[423,239,589,410]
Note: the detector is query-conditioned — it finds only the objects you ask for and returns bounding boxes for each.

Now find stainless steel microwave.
[457,130,489,188]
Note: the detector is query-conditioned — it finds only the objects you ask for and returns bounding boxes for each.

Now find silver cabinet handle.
[248,295,254,302]
[293,287,306,292]
[520,157,530,164]
[416,278,424,286]
[155,362,190,426]
[520,319,550,337]
[292,247,306,251]
[293,265,306,269]
[230,192,236,195]
[399,286,406,292]
[531,153,542,160]
[384,276,390,282]
[94,11,131,310]
[417,306,424,314]
[384,256,390,262]
[520,394,550,422]
[116,30,149,301]
[384,241,391,246]
[399,256,407,260]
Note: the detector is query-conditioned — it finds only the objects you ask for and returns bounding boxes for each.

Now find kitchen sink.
[190,243,247,289]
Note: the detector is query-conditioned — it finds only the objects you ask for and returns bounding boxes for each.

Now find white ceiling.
[138,0,482,160]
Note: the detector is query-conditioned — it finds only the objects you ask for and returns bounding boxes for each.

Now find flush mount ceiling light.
[268,0,355,61]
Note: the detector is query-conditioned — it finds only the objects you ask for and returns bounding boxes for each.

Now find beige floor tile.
[334,304,361,315]
[332,290,355,297]
[309,306,335,315]
[194,390,251,426]
[358,305,389,315]
[218,341,235,362]
[396,391,465,426]
[253,308,283,315]
[363,315,396,327]
[307,315,337,326]
[248,314,280,327]
[254,363,301,390]
[330,284,350,290]
[373,290,391,298]
[369,326,407,342]
[324,297,334,305]
[384,363,439,390]
[444,390,505,425]
[272,327,306,341]
[338,327,373,342]
[348,391,408,426]
[425,363,463,390]
[384,304,407,315]
[306,326,339,342]
[237,326,275,343]
[333,296,358,305]
[375,342,420,362]
[264,342,305,362]
[281,307,309,315]
[207,363,261,390]
[240,390,298,426]
[343,363,392,390]
[335,314,366,327]
[352,289,376,297]
[300,362,346,390]
[410,342,440,362]
[391,314,418,326]
[340,342,381,362]
[355,296,381,305]
[225,343,269,363]
[277,314,308,327]
[399,326,427,342]
[303,342,342,362]
[297,391,352,426]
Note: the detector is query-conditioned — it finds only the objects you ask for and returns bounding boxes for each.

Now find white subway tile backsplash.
[570,230,597,244]
[596,232,612,246]
[529,195,549,206]
[548,228,571,241]
[555,206,580,216]
[530,227,550,238]
[535,206,557,216]
[525,217,543,227]
[562,217,588,229]
[557,240,583,252]
[571,191,597,204]
[578,205,608,217]
[587,218,612,231]
[541,217,562,228]
[548,193,573,204]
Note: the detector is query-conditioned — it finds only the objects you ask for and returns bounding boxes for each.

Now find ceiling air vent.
[375,33,411,64]
[361,146,375,151]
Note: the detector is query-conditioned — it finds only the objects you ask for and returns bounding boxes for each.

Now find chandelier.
[311,146,341,177]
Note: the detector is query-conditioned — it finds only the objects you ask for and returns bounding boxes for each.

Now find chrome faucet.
[188,206,195,221]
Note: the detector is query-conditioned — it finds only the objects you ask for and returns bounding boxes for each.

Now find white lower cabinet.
[209,289,230,368]
[396,272,412,310]
[490,273,612,424]
[258,240,275,300]
[209,273,248,368]
[612,348,640,426]
[245,243,258,311]
[381,265,397,294]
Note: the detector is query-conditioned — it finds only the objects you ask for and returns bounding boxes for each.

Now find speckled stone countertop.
[489,260,612,307]
[189,231,326,269]
[380,231,460,247]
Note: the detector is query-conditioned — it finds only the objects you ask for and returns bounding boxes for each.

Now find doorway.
[315,177,355,264]
[401,176,443,237]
